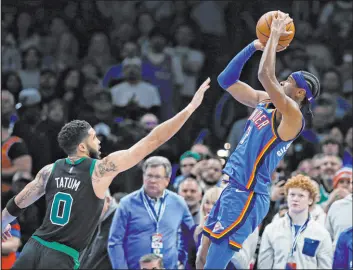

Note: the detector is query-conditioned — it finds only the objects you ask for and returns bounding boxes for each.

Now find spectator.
[108,156,194,269]
[258,175,333,269]
[178,176,202,224]
[332,227,353,270]
[80,190,118,269]
[139,253,164,270]
[199,158,223,192]
[190,144,212,160]
[111,57,161,120]
[1,116,32,199]
[317,154,342,204]
[55,67,84,119]
[323,166,352,213]
[320,136,342,156]
[12,88,52,175]
[1,28,22,73]
[80,60,102,81]
[143,26,184,120]
[37,99,67,162]
[38,69,58,108]
[84,32,116,76]
[1,71,23,101]
[54,31,79,72]
[13,12,40,52]
[325,168,352,246]
[174,151,201,189]
[18,46,41,89]
[136,12,156,57]
[1,90,17,132]
[1,220,21,270]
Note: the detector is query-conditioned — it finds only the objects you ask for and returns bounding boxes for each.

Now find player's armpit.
[226,81,269,108]
[14,163,53,208]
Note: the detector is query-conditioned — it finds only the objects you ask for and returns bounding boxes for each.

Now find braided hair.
[299,71,320,119]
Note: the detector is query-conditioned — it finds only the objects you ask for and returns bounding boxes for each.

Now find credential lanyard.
[142,192,166,233]
[288,214,310,257]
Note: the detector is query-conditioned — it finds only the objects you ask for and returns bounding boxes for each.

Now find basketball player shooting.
[1,78,210,269]
[196,11,320,269]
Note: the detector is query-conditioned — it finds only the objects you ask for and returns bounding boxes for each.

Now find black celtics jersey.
[34,157,104,252]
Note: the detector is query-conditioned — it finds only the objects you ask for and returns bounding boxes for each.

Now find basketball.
[256,11,295,50]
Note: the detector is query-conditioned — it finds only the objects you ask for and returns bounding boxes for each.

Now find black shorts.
[12,237,79,269]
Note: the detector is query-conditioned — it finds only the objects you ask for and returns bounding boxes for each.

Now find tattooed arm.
[92,78,211,197]
[2,164,53,230]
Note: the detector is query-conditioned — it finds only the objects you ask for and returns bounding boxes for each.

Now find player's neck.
[67,154,89,161]
[288,209,309,226]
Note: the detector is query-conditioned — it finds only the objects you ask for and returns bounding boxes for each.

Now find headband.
[292,71,314,103]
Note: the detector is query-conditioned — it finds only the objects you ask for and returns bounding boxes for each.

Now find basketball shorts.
[12,236,80,269]
[203,182,270,251]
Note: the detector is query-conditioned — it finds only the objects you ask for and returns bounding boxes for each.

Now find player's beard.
[87,145,101,159]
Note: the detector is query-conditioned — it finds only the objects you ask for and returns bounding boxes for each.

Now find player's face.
[287,188,313,214]
[143,165,169,198]
[85,128,101,159]
[280,76,297,99]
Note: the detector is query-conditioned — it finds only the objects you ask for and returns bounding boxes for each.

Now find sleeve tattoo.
[15,164,53,208]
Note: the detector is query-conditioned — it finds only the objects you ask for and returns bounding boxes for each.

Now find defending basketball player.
[196,12,320,269]
[1,78,210,269]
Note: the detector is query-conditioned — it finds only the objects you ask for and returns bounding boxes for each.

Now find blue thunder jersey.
[223,100,305,195]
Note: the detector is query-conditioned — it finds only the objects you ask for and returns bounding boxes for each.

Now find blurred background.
[1,0,352,269]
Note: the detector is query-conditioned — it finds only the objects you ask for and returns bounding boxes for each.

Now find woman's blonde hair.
[199,187,222,226]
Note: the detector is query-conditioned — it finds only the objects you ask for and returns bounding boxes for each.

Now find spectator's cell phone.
[277,177,287,187]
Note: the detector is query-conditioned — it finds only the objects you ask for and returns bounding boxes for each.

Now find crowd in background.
[1,0,352,269]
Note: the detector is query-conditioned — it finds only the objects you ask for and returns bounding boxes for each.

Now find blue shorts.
[203,182,270,251]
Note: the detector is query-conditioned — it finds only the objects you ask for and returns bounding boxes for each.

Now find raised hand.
[189,77,211,111]
[254,39,288,52]
[271,11,293,37]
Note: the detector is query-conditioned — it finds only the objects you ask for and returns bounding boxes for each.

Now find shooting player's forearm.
[258,31,280,82]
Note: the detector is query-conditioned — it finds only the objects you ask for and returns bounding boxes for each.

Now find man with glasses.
[108,156,194,269]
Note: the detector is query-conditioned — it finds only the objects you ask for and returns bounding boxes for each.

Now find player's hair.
[57,120,91,155]
[139,254,164,268]
[299,71,321,118]
[143,156,172,178]
[284,174,318,205]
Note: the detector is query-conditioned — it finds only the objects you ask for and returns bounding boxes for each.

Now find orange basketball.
[256,11,295,50]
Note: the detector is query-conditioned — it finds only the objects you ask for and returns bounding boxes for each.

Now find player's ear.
[296,88,306,100]
[78,142,87,153]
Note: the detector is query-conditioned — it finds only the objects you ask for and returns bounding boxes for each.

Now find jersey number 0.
[50,192,73,226]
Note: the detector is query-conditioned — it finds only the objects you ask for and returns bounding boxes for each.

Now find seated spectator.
[258,175,333,269]
[320,136,342,157]
[108,156,194,269]
[139,253,164,270]
[332,227,353,270]
[325,168,352,246]
[173,151,201,189]
[54,31,79,72]
[1,219,21,270]
[199,158,223,192]
[80,190,118,269]
[111,57,161,120]
[178,176,202,224]
[38,69,58,110]
[18,46,41,89]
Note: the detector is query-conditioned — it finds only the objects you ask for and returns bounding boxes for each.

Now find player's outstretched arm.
[2,164,53,233]
[92,78,210,193]
[257,12,300,119]
[217,40,269,108]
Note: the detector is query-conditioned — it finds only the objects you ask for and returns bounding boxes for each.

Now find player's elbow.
[257,69,272,83]
[217,71,232,90]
